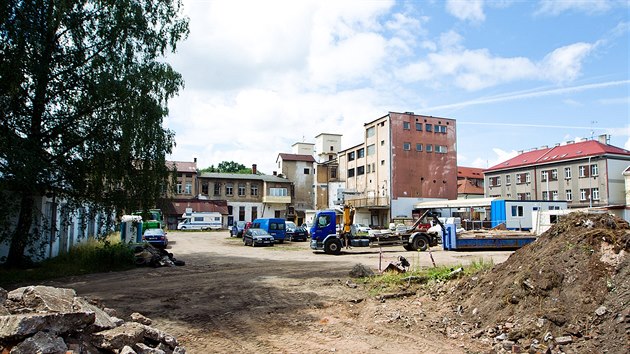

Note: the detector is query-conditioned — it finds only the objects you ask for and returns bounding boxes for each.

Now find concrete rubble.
[0,285,185,354]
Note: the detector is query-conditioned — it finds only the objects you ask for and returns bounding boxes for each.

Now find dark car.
[230,221,248,237]
[286,221,308,242]
[142,228,168,248]
[243,228,274,247]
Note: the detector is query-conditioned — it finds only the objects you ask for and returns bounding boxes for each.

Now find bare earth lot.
[44,230,515,353]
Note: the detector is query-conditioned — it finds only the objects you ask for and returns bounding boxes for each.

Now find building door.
[227,215,234,226]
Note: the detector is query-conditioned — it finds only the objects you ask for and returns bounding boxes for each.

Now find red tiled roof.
[458,166,484,179]
[484,140,630,172]
[167,161,197,173]
[457,180,484,195]
[162,199,228,215]
[277,153,316,162]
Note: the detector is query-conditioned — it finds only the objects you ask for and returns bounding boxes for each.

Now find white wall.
[607,159,630,205]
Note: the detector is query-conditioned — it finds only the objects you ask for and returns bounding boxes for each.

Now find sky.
[164,0,630,174]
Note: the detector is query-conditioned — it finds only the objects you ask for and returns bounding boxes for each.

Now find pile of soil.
[448,212,629,353]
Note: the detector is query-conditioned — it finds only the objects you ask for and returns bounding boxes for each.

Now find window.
[541,171,548,182]
[591,164,598,176]
[435,145,447,153]
[526,173,531,183]
[225,183,233,196]
[403,142,411,151]
[367,164,371,173]
[348,151,355,161]
[426,144,433,152]
[436,125,447,133]
[506,175,511,185]
[566,190,572,201]
[303,168,310,175]
[579,165,588,178]
[201,183,209,195]
[489,176,501,187]
[415,122,422,131]
[380,140,384,146]
[403,121,411,130]
[381,160,385,165]
[416,143,423,152]
[251,206,258,220]
[239,206,245,221]
[251,184,259,196]
[330,167,337,179]
[425,124,432,132]
[371,162,375,172]
[269,187,288,196]
[357,166,365,175]
[552,190,559,201]
[214,183,221,196]
[580,189,588,201]
[564,167,572,179]
[238,184,246,196]
[357,148,365,158]
[185,183,192,194]
[526,192,531,200]
[542,191,548,200]
[176,183,183,194]
[511,205,524,217]
[348,168,355,177]
[592,188,599,200]
[366,126,375,137]
[516,174,522,184]
[367,144,375,156]
[551,169,558,181]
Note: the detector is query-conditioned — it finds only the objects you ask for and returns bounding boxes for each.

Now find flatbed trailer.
[442,224,536,250]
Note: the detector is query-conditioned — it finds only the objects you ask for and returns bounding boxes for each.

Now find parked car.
[142,228,168,248]
[243,228,275,247]
[230,221,248,237]
[351,223,372,235]
[286,221,308,242]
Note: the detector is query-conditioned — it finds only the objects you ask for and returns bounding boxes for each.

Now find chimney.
[193,157,197,163]
[273,171,277,176]
[598,134,609,144]
[252,164,257,174]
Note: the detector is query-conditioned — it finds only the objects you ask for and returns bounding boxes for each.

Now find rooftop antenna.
[590,120,597,140]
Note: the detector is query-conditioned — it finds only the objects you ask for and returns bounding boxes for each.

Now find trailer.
[441,224,536,250]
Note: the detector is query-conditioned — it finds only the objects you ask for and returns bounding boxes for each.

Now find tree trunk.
[6,192,35,268]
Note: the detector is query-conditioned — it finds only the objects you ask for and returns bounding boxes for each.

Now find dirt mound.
[451,212,629,353]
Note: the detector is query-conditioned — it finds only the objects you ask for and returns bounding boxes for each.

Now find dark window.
[426,124,432,132]
[403,122,410,130]
[357,166,365,175]
[357,148,365,158]
[403,142,411,151]
[348,151,355,161]
[415,122,422,131]
[304,168,310,174]
[416,143,423,151]
[239,206,245,221]
[348,168,355,177]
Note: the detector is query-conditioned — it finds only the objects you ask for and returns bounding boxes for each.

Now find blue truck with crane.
[309,205,444,255]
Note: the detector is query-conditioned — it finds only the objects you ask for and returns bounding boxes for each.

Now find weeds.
[0,233,135,287]
[361,258,494,296]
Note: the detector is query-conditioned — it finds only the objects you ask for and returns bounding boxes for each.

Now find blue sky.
[165,0,629,173]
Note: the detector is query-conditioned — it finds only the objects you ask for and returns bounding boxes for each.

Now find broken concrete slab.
[0,311,95,340]
[8,331,68,354]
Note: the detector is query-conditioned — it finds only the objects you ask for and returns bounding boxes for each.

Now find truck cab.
[309,210,342,254]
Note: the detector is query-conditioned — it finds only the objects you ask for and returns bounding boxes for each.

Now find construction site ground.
[36,213,629,354]
[38,230,513,353]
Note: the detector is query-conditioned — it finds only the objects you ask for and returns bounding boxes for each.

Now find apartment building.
[276,144,316,225]
[196,171,293,226]
[483,135,630,213]
[338,112,457,226]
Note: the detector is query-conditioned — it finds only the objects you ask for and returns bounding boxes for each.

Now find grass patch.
[0,234,135,288]
[360,258,494,296]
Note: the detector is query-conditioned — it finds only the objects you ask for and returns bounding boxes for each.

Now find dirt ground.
[39,231,516,354]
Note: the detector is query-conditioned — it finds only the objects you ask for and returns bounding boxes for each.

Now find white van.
[177,212,222,230]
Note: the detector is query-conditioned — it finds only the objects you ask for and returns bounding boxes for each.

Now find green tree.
[0,0,189,267]
[200,161,258,174]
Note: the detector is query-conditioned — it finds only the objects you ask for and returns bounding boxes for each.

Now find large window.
[366,126,375,137]
[367,144,375,156]
[434,125,447,133]
[269,187,288,196]
[435,145,447,153]
[185,183,192,194]
[176,183,183,194]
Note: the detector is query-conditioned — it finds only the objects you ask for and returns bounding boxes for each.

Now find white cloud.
[470,148,518,169]
[539,42,595,83]
[446,0,486,22]
[535,0,615,16]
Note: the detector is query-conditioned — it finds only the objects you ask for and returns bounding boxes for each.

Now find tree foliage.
[200,161,257,174]
[0,0,189,267]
